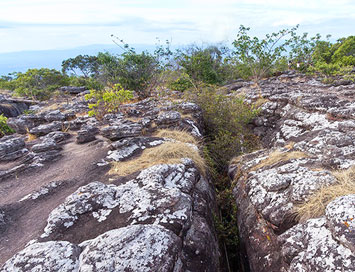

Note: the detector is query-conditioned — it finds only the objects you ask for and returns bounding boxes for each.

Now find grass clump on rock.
[110,141,206,176]
[296,166,355,221]
[154,129,199,145]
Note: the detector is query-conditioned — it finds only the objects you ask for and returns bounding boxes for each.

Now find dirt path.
[0,138,110,266]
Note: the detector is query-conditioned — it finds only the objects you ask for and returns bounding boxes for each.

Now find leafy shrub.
[167,72,194,92]
[8,69,69,100]
[68,76,103,90]
[331,36,355,66]
[232,25,298,79]
[0,114,15,137]
[116,50,160,98]
[85,83,133,119]
[189,86,259,172]
[175,45,235,85]
[307,36,355,81]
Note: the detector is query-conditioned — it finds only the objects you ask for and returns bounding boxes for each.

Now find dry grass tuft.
[253,97,269,108]
[154,129,198,145]
[295,166,355,221]
[26,133,37,142]
[109,141,205,176]
[25,127,37,142]
[251,150,308,171]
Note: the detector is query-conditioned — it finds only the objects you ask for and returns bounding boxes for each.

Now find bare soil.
[0,137,110,266]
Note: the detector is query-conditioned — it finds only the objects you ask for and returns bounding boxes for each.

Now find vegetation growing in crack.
[0,114,15,137]
[85,83,133,120]
[186,85,260,271]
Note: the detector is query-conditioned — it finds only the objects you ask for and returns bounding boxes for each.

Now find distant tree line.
[0,25,354,100]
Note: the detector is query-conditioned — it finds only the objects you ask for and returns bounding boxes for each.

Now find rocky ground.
[228,72,355,271]
[0,73,354,272]
[0,90,220,271]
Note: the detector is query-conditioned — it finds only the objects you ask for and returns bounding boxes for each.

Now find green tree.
[331,36,355,66]
[62,55,99,78]
[232,25,298,79]
[175,45,234,85]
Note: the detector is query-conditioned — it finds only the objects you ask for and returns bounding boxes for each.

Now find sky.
[0,0,354,53]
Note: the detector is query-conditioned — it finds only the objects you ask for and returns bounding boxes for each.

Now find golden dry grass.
[26,133,37,142]
[295,166,355,222]
[253,97,269,108]
[25,127,37,142]
[109,141,206,176]
[154,129,198,145]
[251,150,308,171]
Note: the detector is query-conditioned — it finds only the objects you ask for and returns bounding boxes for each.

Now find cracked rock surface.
[229,72,355,271]
[0,94,220,271]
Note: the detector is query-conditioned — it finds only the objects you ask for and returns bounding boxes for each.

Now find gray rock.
[0,136,27,162]
[43,110,66,122]
[79,225,181,272]
[106,137,165,162]
[101,122,142,141]
[32,139,61,153]
[7,114,46,134]
[76,125,99,144]
[155,111,181,126]
[1,241,80,272]
[42,131,71,143]
[30,121,63,136]
[59,86,87,94]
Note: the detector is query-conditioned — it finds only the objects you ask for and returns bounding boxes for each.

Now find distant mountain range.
[0,44,157,76]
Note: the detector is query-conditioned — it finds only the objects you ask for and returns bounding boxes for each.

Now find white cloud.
[0,0,354,53]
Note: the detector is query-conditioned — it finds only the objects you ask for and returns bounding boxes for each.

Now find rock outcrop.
[0,95,220,271]
[0,95,34,117]
[229,72,355,271]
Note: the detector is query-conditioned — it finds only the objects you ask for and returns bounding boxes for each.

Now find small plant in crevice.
[0,114,15,137]
[85,83,133,120]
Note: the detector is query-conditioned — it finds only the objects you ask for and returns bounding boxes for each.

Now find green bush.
[186,86,259,270]
[167,72,194,92]
[68,76,103,90]
[175,45,235,85]
[8,69,69,100]
[307,36,355,81]
[0,114,15,137]
[232,25,298,79]
[186,85,259,172]
[85,83,133,119]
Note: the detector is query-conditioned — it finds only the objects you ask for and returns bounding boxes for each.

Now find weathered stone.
[76,125,99,144]
[0,136,27,162]
[106,136,165,162]
[78,225,181,272]
[230,73,355,271]
[30,121,63,136]
[325,194,355,252]
[7,114,46,134]
[42,131,71,143]
[155,111,181,126]
[32,139,61,153]
[43,110,66,122]
[101,122,142,141]
[1,241,80,272]
[59,86,87,94]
